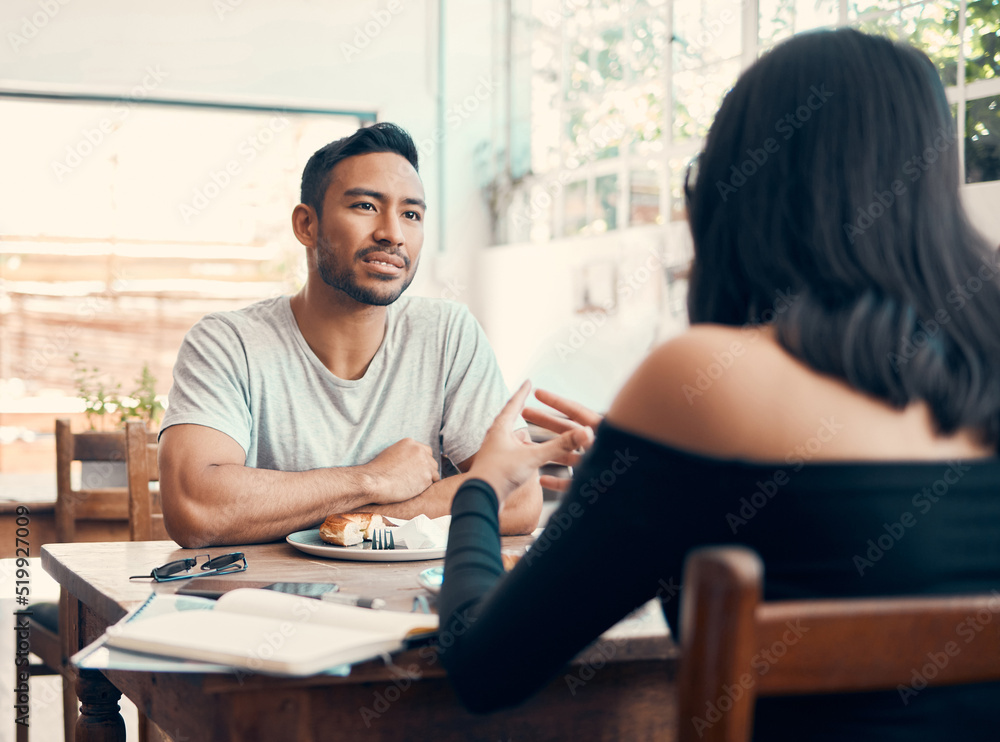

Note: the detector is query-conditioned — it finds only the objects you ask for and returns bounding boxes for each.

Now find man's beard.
[316,235,416,306]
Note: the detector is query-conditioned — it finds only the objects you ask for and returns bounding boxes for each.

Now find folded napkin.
[384,515,451,550]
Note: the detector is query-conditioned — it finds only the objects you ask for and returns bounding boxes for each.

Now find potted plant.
[121,362,165,431]
[71,352,124,433]
[70,353,164,488]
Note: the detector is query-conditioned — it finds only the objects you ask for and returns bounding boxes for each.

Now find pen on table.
[321,592,386,610]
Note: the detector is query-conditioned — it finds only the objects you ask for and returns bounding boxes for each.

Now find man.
[159,123,541,548]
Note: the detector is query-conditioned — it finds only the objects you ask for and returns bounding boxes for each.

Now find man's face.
[315,151,426,306]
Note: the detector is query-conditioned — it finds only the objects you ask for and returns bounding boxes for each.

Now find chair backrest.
[125,420,167,541]
[676,546,1000,742]
[54,418,131,542]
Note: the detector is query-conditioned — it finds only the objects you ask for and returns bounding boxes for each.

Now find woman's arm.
[437,429,710,713]
[437,381,718,713]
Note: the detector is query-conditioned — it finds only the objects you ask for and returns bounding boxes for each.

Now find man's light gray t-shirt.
[161,295,518,472]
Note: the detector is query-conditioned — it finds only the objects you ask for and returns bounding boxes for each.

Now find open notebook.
[99,588,437,677]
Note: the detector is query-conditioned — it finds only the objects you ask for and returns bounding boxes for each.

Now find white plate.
[417,566,444,594]
[286,529,446,562]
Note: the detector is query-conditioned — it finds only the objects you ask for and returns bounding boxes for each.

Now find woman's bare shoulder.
[606,324,993,462]
[605,324,789,458]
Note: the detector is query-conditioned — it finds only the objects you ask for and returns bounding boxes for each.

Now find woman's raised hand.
[469,381,593,503]
[521,388,601,492]
[522,388,602,435]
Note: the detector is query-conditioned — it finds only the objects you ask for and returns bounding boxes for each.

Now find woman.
[438,28,1000,741]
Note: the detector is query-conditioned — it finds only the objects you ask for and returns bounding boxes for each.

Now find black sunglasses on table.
[129,552,247,583]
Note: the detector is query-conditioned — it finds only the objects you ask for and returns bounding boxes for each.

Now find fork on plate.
[371,528,395,550]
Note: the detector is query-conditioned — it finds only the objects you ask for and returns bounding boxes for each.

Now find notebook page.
[215,588,438,636]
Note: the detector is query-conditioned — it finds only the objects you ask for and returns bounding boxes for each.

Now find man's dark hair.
[300,122,419,215]
[686,28,1000,447]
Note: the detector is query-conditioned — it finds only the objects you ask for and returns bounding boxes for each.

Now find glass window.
[966,95,1000,183]
[0,96,364,393]
[1,99,356,246]
[673,0,743,68]
[965,2,1000,84]
[760,0,838,47]
[515,0,998,242]
[594,173,619,231]
[564,180,589,234]
[531,36,563,174]
[629,167,662,225]
[902,1,962,86]
[669,155,691,222]
[672,58,741,144]
[673,0,742,146]
[849,0,904,20]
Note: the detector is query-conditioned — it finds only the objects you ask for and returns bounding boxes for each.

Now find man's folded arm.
[352,430,545,536]
[158,424,438,548]
[361,474,541,535]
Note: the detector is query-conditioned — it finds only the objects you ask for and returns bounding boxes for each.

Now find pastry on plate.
[319,512,385,546]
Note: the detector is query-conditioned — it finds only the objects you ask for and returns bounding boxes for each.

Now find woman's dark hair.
[300,122,419,215]
[686,28,1000,447]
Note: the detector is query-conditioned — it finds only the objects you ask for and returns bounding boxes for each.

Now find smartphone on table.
[175,581,339,600]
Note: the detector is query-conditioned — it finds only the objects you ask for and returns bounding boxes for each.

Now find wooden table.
[42,539,679,742]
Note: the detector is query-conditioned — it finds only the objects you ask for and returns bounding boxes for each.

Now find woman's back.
[440,385,1000,740]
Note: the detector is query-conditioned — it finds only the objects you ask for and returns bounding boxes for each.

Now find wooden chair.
[676,546,1000,742]
[54,418,132,543]
[125,420,168,541]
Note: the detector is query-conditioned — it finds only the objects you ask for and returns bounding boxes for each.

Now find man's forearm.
[162,463,377,548]
[357,474,543,535]
[355,473,469,521]
[497,477,543,535]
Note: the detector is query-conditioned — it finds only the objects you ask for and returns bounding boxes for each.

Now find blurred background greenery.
[500,0,1000,243]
